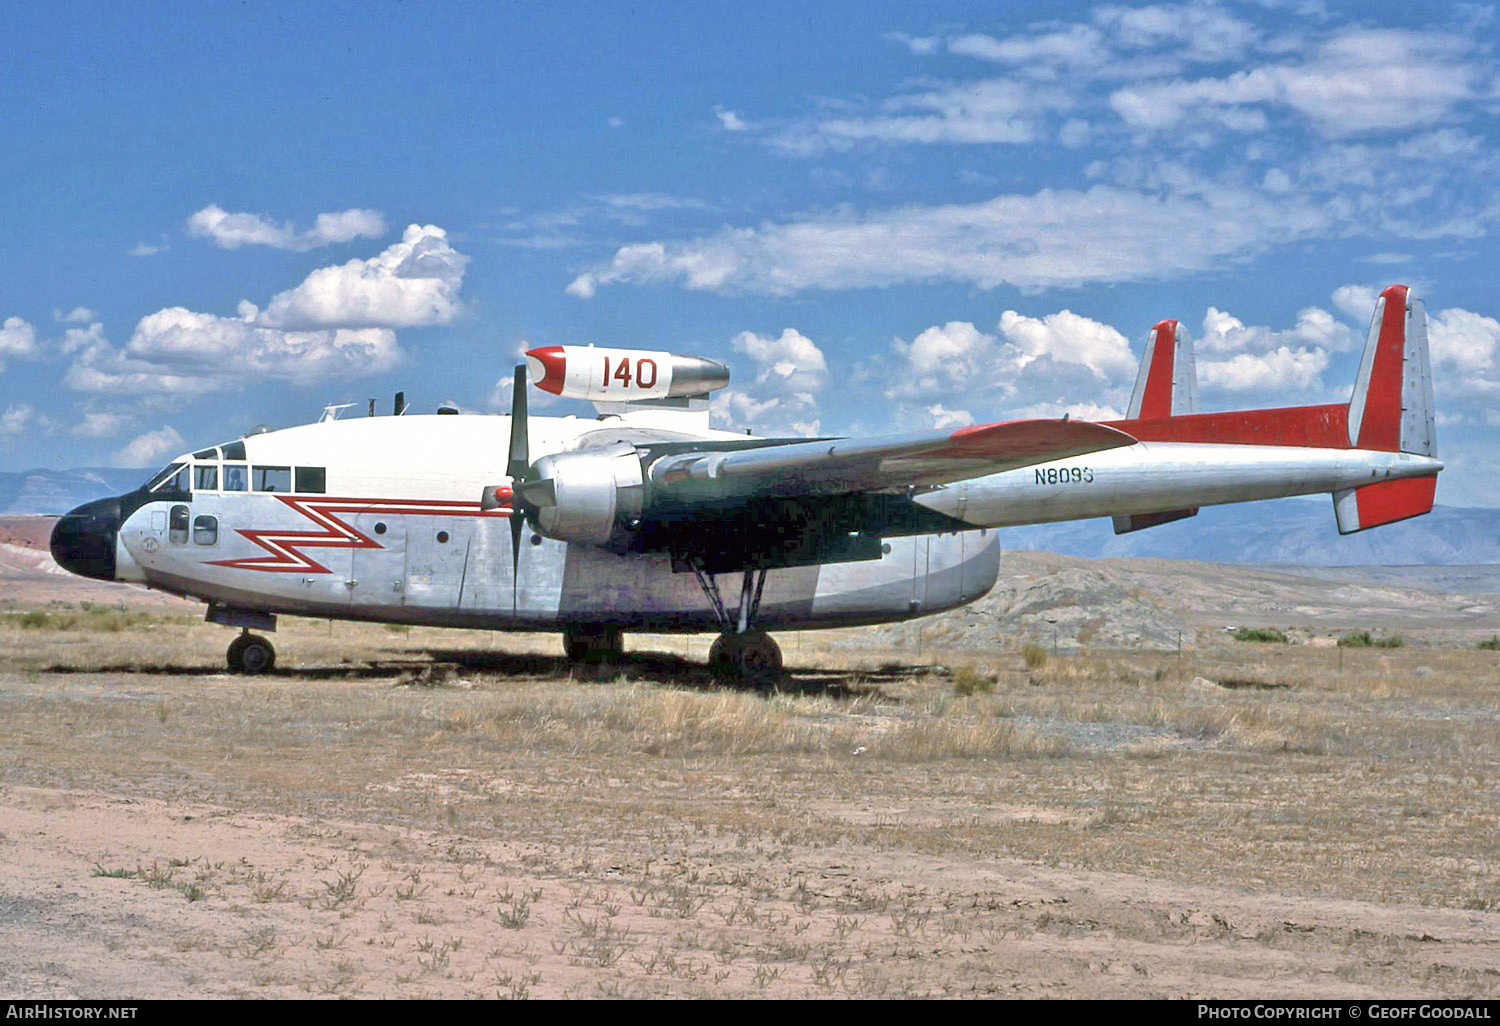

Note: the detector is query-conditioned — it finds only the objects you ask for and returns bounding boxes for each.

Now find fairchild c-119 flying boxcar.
[51,286,1440,679]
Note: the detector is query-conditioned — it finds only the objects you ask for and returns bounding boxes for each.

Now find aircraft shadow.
[40,650,930,699]
[422,647,902,699]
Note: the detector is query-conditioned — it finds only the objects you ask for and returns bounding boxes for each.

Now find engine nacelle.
[526,443,645,546]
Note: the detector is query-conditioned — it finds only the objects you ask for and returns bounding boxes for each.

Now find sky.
[2,0,1499,504]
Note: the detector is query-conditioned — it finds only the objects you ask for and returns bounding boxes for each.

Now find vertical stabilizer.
[1127,319,1198,420]
[1335,284,1439,534]
[1116,319,1198,534]
[1347,284,1437,456]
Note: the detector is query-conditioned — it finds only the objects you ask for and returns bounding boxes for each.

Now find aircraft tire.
[228,634,276,675]
[709,632,782,683]
[563,627,623,664]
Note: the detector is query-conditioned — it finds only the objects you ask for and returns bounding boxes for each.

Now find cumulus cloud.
[1331,284,1380,323]
[65,312,400,395]
[1,403,36,438]
[0,316,39,371]
[710,328,827,436]
[567,183,1327,297]
[54,306,96,324]
[187,204,387,251]
[113,426,186,468]
[63,225,465,394]
[1429,307,1500,400]
[257,224,468,329]
[883,309,1137,423]
[1198,346,1329,393]
[1200,305,1359,355]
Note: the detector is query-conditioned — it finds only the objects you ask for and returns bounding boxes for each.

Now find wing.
[647,418,1136,499]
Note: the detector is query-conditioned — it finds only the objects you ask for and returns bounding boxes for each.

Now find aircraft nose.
[50,496,123,581]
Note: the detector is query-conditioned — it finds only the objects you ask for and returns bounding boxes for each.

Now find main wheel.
[708,632,782,683]
[563,626,624,664]
[227,634,276,675]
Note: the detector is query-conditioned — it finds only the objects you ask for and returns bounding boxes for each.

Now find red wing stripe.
[209,496,511,574]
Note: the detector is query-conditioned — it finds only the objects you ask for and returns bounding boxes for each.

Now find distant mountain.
[0,468,148,516]
[994,499,1500,566]
[4,468,1496,566]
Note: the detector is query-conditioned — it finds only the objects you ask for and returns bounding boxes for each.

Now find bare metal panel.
[350,514,407,608]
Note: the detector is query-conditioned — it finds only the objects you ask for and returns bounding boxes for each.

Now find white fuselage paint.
[112,412,1440,633]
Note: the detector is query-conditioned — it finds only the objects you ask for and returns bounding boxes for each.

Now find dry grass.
[1,611,1498,998]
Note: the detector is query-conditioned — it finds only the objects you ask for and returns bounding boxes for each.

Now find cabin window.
[169,504,189,545]
[253,466,291,492]
[193,515,218,546]
[223,464,247,491]
[145,462,188,494]
[221,440,246,461]
[436,530,450,544]
[193,465,218,491]
[295,467,326,494]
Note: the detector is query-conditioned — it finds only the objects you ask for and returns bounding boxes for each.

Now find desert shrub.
[1478,636,1500,651]
[1338,631,1404,649]
[1020,642,1049,670]
[1232,627,1288,644]
[951,665,995,697]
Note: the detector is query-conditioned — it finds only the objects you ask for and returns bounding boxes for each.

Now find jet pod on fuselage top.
[525,346,729,401]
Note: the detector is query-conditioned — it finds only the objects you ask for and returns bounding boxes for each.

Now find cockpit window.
[223,464,247,492]
[222,440,246,461]
[144,462,189,494]
[193,465,218,491]
[193,447,219,460]
[253,466,291,492]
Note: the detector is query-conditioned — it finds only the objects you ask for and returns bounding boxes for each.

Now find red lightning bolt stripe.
[207,495,512,574]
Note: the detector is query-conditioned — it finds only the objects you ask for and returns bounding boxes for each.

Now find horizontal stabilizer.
[1112,507,1198,535]
[1332,475,1436,535]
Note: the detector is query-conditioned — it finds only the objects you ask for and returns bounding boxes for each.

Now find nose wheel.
[227,632,276,675]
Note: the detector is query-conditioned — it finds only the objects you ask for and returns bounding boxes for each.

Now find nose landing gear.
[207,606,279,675]
[227,630,276,674]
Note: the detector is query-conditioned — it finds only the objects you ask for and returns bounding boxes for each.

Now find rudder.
[1335,284,1438,533]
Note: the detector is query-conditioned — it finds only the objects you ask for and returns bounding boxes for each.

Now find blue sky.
[3,1,1499,503]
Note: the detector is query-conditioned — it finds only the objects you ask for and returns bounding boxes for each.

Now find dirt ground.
[1,609,1498,999]
[1,524,1498,998]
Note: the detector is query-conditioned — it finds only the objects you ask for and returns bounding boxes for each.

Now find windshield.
[142,462,188,493]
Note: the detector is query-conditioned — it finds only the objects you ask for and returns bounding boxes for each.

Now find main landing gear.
[691,565,784,684]
[563,626,625,664]
[226,630,276,675]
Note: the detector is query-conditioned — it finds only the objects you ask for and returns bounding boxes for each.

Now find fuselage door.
[349,514,407,607]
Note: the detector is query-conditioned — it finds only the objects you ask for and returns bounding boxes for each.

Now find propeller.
[506,364,533,611]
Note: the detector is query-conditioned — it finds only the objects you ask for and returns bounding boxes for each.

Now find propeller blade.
[507,363,529,481]
[507,363,530,612]
[509,512,524,613]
